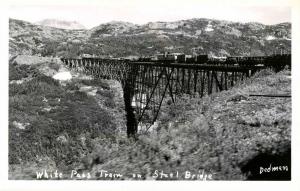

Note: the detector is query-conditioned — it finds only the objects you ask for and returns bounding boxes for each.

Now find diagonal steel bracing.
[60,56,290,137]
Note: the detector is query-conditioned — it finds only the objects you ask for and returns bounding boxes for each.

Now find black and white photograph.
[1,0,300,190]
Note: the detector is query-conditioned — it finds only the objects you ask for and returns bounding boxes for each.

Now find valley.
[8,18,291,180]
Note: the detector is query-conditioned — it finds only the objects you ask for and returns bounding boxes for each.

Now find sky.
[9,1,291,29]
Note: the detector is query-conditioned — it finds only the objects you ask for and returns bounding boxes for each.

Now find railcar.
[195,55,209,64]
[265,54,291,71]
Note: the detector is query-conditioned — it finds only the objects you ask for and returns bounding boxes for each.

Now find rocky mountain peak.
[35,19,86,30]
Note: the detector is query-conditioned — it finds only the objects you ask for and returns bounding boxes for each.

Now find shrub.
[104,98,116,108]
[9,68,117,168]
[48,62,60,71]
[65,82,80,91]
[84,70,291,180]
[9,64,37,81]
[80,79,111,90]
[97,89,114,99]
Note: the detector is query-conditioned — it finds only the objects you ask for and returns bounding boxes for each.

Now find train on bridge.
[78,52,291,71]
[61,53,291,137]
[135,52,291,70]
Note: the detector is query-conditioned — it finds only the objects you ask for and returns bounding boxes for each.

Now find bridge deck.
[61,55,291,137]
[129,61,266,72]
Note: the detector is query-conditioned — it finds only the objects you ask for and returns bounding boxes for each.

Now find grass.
[9,64,291,180]
[9,63,38,81]
[83,68,291,180]
[9,63,117,175]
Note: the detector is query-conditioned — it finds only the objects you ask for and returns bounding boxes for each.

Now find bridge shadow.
[240,146,291,180]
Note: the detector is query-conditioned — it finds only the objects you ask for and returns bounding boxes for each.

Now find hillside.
[8,17,292,180]
[9,18,291,57]
[9,19,88,57]
[8,56,127,179]
[9,58,291,179]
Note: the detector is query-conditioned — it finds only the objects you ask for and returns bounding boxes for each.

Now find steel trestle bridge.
[61,54,291,137]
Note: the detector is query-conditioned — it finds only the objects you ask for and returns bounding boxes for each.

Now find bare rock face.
[9,18,291,57]
[13,55,58,65]
[11,55,74,81]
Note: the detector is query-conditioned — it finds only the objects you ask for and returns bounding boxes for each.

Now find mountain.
[9,18,291,58]
[89,21,139,36]
[35,19,86,30]
[9,19,88,56]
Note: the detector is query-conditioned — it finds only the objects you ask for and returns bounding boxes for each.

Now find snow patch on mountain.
[36,19,86,30]
[205,23,214,32]
[265,35,276,41]
[53,72,72,81]
[147,22,180,29]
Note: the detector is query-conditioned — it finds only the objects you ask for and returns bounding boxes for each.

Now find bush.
[104,98,116,108]
[84,70,291,180]
[9,68,117,168]
[48,62,60,71]
[9,64,37,81]
[9,75,62,98]
[80,79,111,90]
[65,82,80,91]
[97,89,114,99]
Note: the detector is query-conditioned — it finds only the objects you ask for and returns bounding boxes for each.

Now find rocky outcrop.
[9,18,291,57]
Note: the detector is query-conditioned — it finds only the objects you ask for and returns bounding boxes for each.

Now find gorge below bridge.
[61,55,291,137]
